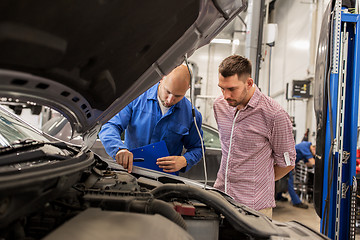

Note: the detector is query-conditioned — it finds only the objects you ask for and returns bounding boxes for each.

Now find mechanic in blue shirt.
[99,65,203,174]
[287,141,316,208]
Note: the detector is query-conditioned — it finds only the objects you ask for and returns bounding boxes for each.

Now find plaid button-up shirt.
[213,87,295,211]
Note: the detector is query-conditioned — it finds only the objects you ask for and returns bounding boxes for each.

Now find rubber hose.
[129,198,187,230]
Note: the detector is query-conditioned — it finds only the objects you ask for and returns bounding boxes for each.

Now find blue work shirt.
[99,82,203,172]
[295,141,313,164]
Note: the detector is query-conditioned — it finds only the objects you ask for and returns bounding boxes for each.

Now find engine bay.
[0,156,263,240]
[0,154,328,240]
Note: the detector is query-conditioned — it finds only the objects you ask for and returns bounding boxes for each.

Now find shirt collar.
[246,85,260,109]
[148,82,160,101]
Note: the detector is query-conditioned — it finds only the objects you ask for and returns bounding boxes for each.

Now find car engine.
[0,154,253,240]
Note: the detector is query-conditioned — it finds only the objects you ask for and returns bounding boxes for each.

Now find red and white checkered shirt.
[213,87,295,211]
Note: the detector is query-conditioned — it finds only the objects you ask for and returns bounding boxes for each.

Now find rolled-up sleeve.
[270,109,296,167]
[99,103,132,160]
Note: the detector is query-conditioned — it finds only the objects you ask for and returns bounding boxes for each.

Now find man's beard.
[226,87,247,108]
[160,98,172,107]
[162,101,172,107]
[226,99,239,107]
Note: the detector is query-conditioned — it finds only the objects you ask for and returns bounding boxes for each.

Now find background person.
[213,55,296,218]
[99,65,203,174]
[287,141,316,209]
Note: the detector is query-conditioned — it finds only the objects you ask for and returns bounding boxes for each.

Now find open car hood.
[0,0,246,142]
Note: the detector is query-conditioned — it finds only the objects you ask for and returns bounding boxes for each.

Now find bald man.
[99,65,203,174]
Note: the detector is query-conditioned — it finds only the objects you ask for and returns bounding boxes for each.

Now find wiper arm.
[0,139,45,153]
[11,139,41,145]
[1,139,77,154]
[0,149,68,167]
[0,140,80,166]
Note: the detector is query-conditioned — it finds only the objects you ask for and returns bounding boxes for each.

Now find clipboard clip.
[133,158,144,162]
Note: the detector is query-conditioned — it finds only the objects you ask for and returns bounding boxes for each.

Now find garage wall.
[188,44,231,128]
[190,0,330,144]
[258,0,330,144]
[259,0,316,144]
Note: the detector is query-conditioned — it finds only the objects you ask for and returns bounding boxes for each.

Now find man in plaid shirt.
[213,55,296,218]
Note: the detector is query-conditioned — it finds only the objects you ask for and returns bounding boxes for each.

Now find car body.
[0,1,328,239]
[180,123,222,186]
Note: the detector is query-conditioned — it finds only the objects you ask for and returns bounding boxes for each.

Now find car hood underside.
[0,0,246,140]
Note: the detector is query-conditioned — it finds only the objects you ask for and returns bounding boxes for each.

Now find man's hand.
[156,156,187,173]
[306,157,315,167]
[115,149,133,173]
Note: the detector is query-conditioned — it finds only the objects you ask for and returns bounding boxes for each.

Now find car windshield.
[203,125,221,149]
[0,108,48,148]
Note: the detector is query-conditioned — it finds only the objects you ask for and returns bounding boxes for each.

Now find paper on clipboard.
[130,140,173,173]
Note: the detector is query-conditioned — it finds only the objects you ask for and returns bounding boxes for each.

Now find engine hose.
[129,198,187,230]
[151,184,288,239]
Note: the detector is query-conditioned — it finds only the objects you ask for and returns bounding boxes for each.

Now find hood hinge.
[81,124,101,152]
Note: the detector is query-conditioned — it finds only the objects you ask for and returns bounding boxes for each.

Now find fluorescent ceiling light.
[211,38,232,44]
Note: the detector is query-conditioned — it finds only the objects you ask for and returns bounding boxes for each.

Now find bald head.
[158,65,191,107]
[165,64,191,86]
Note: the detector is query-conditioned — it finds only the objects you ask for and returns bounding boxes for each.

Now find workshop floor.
[272,194,360,239]
[272,194,320,232]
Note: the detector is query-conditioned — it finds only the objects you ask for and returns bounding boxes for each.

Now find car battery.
[173,201,220,240]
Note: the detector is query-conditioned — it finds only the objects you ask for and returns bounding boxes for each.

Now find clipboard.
[130,140,175,174]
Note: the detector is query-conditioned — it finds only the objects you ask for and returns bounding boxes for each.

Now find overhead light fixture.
[233,39,240,45]
[210,38,232,44]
